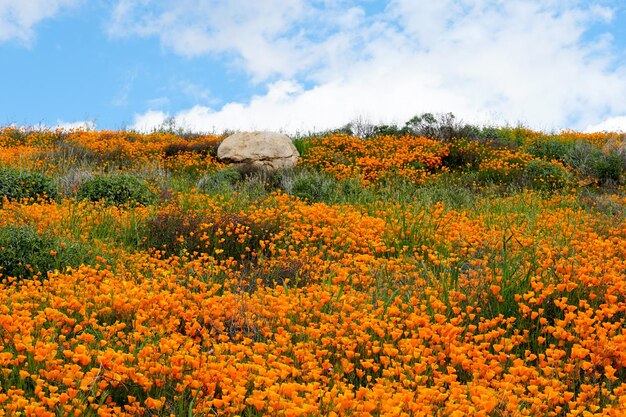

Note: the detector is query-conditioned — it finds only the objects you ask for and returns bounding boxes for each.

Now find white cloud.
[131,110,168,132]
[0,0,80,44]
[119,0,626,133]
[56,120,96,131]
[108,0,369,82]
[585,116,626,133]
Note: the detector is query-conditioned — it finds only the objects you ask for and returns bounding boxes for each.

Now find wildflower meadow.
[1,120,625,416]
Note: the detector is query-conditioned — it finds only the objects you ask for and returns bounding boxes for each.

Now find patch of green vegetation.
[0,166,57,203]
[0,225,94,281]
[76,173,155,206]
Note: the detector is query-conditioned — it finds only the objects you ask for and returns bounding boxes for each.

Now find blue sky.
[1,0,626,133]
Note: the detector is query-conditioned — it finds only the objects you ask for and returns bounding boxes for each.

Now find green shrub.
[197,168,242,194]
[526,138,571,162]
[591,153,623,184]
[520,160,573,190]
[0,167,57,202]
[0,225,92,281]
[57,169,94,197]
[76,173,154,206]
[370,124,410,138]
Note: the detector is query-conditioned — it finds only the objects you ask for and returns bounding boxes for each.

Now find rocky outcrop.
[217,131,299,172]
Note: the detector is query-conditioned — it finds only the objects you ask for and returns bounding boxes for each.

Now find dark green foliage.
[462,160,572,191]
[0,225,92,281]
[441,139,488,171]
[143,209,205,257]
[0,167,57,202]
[591,153,623,184]
[521,160,573,190]
[76,173,154,206]
[526,139,571,162]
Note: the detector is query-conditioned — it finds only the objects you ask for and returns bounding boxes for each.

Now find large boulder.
[217,131,299,172]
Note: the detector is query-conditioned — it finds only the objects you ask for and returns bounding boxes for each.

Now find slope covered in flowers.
[0,126,625,416]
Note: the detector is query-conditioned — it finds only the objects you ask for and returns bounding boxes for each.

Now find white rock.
[217,131,299,172]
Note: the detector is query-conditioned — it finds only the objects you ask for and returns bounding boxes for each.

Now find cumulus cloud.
[118,0,626,133]
[131,110,168,132]
[0,0,80,44]
[108,0,372,82]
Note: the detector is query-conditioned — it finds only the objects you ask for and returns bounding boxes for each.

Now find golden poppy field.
[1,121,626,416]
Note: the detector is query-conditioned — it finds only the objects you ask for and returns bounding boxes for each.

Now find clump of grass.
[57,168,94,197]
[0,166,57,203]
[196,168,242,194]
[563,141,624,185]
[76,173,155,206]
[0,225,93,281]
[273,168,364,205]
[41,140,99,165]
[292,137,316,157]
[288,170,342,203]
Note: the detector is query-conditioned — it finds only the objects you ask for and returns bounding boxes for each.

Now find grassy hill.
[0,120,625,416]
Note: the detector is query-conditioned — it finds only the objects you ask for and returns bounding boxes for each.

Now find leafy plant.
[0,167,57,203]
[76,173,155,206]
[520,159,573,190]
[526,138,571,162]
[0,225,93,281]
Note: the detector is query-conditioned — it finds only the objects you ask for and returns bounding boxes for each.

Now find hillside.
[0,121,625,416]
